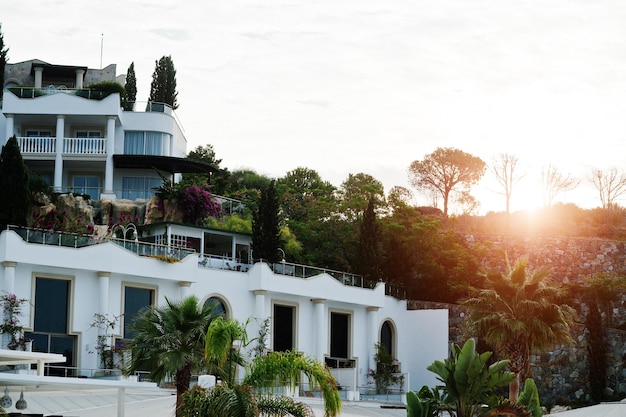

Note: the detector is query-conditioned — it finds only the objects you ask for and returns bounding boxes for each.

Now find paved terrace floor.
[2,388,408,417]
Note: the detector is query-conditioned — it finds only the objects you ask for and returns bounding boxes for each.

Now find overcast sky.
[4,0,626,213]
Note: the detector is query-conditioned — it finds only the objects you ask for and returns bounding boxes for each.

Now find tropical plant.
[462,257,576,401]
[426,339,514,417]
[123,296,222,417]
[406,385,440,417]
[517,378,541,417]
[179,319,341,417]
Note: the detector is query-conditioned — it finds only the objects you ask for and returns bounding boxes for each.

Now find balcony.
[16,136,106,155]
[8,86,113,100]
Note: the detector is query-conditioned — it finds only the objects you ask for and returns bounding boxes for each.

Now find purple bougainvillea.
[178,186,223,225]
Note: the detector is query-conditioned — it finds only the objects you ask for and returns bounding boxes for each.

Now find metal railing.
[255,259,375,289]
[7,86,112,100]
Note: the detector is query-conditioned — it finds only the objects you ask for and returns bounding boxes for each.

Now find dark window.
[26,277,75,375]
[330,312,350,359]
[123,287,154,339]
[273,304,294,352]
[381,320,393,356]
[204,297,228,317]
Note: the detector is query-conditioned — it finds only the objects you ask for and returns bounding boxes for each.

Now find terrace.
[4,225,385,293]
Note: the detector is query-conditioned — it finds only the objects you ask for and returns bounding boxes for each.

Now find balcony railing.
[16,136,106,155]
[6,226,194,261]
[17,136,56,153]
[7,86,113,100]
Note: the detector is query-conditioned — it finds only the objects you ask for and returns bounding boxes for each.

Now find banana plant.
[426,339,514,417]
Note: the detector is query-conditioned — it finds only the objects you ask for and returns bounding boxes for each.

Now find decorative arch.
[379,319,397,357]
[202,294,231,318]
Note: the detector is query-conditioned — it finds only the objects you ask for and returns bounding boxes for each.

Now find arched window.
[380,320,394,356]
[204,296,228,317]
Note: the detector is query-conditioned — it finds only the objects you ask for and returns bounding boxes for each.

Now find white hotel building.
[0,59,447,399]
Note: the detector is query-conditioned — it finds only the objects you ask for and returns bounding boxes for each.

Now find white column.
[103,116,116,198]
[254,290,266,321]
[4,114,14,144]
[367,306,379,373]
[231,237,237,262]
[2,262,17,294]
[179,281,191,300]
[313,299,326,361]
[253,290,267,347]
[117,387,125,417]
[75,69,85,89]
[97,272,110,316]
[54,115,65,192]
[34,66,43,88]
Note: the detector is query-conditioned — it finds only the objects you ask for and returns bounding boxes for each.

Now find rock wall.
[409,300,626,405]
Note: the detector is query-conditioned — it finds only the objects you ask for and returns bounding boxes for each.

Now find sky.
[3,0,626,214]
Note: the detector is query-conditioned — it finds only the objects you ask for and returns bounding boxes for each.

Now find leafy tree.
[182,144,230,195]
[277,167,336,223]
[0,23,8,100]
[387,186,413,211]
[408,147,486,216]
[426,339,514,417]
[590,167,626,209]
[462,257,576,401]
[149,55,178,109]
[339,173,385,221]
[541,164,579,207]
[0,136,30,228]
[123,62,137,111]
[492,153,525,214]
[381,205,481,302]
[252,180,281,262]
[123,296,221,417]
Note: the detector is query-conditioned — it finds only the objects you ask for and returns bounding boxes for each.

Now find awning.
[113,155,217,179]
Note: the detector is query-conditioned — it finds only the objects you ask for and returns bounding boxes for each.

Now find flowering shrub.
[30,209,94,235]
[0,293,29,349]
[178,186,223,225]
[89,313,123,370]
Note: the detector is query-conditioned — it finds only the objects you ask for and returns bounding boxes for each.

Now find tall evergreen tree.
[0,136,30,228]
[148,55,178,109]
[356,197,383,282]
[0,23,9,100]
[252,180,281,262]
[123,62,137,110]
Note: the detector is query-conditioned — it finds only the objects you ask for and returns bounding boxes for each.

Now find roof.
[30,62,89,77]
[113,155,217,175]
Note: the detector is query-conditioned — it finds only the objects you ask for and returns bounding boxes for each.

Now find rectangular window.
[75,130,102,138]
[273,304,295,352]
[124,131,168,156]
[26,129,53,137]
[330,312,350,359]
[72,175,100,199]
[122,177,162,200]
[26,277,75,375]
[123,286,155,339]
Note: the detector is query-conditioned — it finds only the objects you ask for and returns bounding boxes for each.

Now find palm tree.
[179,318,341,417]
[123,295,221,416]
[462,257,576,402]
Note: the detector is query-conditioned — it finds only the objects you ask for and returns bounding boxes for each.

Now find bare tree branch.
[590,167,626,209]
[541,165,580,207]
[492,153,525,214]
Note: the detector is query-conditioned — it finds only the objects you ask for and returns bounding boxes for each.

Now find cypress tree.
[0,23,9,100]
[124,62,137,111]
[356,197,382,282]
[252,180,281,262]
[148,55,178,109]
[0,136,30,228]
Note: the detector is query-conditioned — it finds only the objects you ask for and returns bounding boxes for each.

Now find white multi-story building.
[0,60,447,399]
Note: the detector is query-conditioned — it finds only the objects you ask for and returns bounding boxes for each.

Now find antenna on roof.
[100,33,104,68]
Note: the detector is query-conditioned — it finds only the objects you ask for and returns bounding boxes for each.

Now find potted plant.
[367,342,404,394]
[0,293,31,350]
